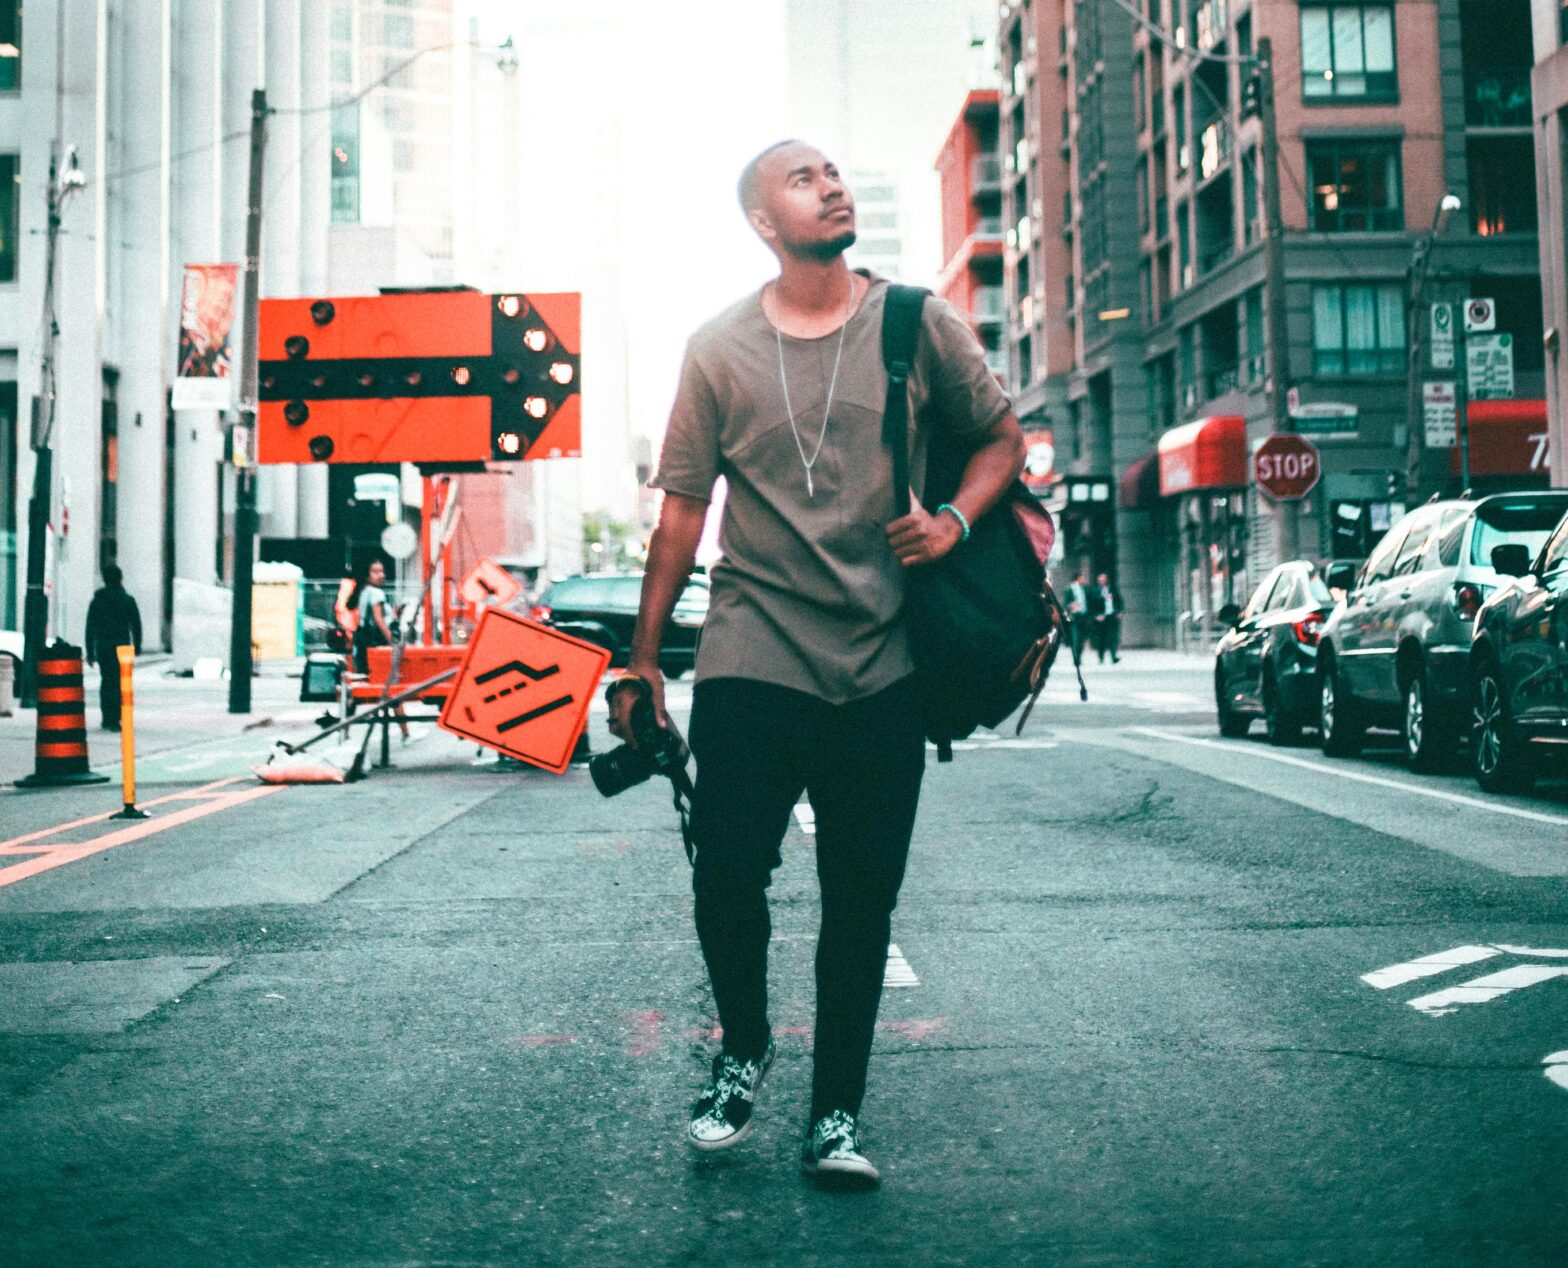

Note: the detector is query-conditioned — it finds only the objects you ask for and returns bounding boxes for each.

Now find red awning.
[1158,415,1248,496]
[1118,452,1162,509]
[1448,399,1552,478]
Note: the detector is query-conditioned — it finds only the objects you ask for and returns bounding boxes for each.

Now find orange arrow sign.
[438,608,610,773]
[459,557,523,609]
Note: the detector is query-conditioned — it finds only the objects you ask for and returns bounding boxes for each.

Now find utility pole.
[228,89,267,714]
[1255,38,1298,561]
[21,146,83,708]
[1403,194,1462,501]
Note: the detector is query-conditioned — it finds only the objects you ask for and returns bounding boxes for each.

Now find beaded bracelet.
[936,502,971,543]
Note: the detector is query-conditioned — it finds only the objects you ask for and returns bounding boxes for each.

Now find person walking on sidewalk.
[1064,568,1092,667]
[352,559,410,741]
[613,139,1024,1189]
[84,564,142,731]
[1091,571,1124,664]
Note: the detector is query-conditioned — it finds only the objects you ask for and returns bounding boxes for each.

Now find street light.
[1403,192,1463,501]
[20,143,87,707]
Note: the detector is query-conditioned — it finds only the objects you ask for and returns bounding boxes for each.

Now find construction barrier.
[110,645,149,819]
[16,640,109,788]
[0,649,14,716]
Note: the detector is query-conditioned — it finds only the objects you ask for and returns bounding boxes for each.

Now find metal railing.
[971,154,1002,190]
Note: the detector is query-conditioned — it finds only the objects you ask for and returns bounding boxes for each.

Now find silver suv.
[1317,491,1568,770]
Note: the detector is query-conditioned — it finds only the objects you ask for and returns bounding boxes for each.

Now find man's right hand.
[608,664,669,746]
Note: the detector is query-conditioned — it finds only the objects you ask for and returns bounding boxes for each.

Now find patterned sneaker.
[800,1110,880,1189]
[687,1038,776,1151]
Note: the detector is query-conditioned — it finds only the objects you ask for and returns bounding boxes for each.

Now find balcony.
[974,216,1003,242]
[973,287,1005,324]
[1199,240,1234,275]
[1203,363,1241,400]
[1195,0,1228,51]
[1465,67,1532,129]
[1198,118,1231,182]
[971,154,1002,193]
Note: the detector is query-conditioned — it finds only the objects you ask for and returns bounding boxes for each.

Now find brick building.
[999,0,1547,646]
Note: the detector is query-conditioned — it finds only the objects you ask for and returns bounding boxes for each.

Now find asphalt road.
[2,653,1566,1266]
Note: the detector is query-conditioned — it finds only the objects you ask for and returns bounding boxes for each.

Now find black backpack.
[880,284,1085,761]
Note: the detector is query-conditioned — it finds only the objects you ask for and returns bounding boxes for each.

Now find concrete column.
[50,0,109,644]
[169,0,225,585]
[109,0,174,642]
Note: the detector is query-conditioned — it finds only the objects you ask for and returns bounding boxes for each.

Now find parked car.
[528,572,708,676]
[1214,561,1334,744]
[1468,509,1568,793]
[1317,490,1568,770]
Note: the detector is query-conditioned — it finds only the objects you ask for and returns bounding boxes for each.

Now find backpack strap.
[880,284,929,519]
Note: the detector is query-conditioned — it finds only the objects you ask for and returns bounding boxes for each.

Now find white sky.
[459,0,991,518]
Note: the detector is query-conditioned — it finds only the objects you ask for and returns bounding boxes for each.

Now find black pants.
[1094,616,1121,661]
[1068,618,1090,666]
[687,676,925,1120]
[94,643,122,726]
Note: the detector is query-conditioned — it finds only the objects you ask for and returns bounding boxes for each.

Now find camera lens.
[589,742,656,798]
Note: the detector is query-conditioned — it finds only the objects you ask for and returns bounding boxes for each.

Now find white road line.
[883,943,919,988]
[793,802,816,835]
[1544,1052,1568,1093]
[1129,727,1568,828]
[1406,965,1568,1017]
[1362,945,1502,990]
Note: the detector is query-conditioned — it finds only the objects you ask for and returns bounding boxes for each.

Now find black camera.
[590,677,691,798]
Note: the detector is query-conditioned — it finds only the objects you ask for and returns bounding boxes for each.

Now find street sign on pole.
[1253,433,1321,501]
[1464,297,1496,332]
[1430,303,1455,370]
[1466,333,1515,400]
[1422,381,1458,447]
[438,608,609,774]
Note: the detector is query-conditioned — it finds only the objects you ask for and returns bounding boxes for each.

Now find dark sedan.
[528,572,708,676]
[1214,561,1334,744]
[1469,510,1568,793]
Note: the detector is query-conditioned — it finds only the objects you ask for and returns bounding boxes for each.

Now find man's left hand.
[886,504,964,567]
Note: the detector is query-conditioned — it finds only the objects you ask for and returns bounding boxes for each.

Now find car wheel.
[1319,658,1363,757]
[1216,669,1251,738]
[1472,664,1534,794]
[1263,671,1301,747]
[1403,669,1457,773]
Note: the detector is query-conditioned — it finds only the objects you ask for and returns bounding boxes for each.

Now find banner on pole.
[173,263,239,411]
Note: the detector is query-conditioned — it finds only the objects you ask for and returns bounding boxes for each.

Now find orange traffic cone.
[16,640,110,788]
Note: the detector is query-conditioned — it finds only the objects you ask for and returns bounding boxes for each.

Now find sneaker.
[800,1110,880,1189]
[687,1037,776,1151]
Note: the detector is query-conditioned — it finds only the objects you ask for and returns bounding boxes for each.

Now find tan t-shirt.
[652,272,1012,703]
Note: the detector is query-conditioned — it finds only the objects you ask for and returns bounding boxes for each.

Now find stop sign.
[1253,434,1321,501]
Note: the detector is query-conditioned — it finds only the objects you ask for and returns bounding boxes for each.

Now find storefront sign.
[1422,381,1457,447]
[1288,401,1358,435]
[1466,333,1515,400]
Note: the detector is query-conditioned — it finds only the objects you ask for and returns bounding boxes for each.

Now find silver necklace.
[772,273,854,499]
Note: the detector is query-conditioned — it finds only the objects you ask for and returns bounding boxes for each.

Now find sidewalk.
[0,661,317,788]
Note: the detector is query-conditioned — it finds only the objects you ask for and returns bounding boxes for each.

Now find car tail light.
[528,604,553,623]
[1293,613,1325,646]
[1453,584,1482,620]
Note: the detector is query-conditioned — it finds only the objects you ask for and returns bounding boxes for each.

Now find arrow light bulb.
[524,396,549,420]
[548,362,574,385]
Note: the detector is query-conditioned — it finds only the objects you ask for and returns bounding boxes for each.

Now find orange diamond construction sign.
[438,608,610,774]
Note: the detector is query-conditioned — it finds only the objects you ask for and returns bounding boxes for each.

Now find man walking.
[1064,568,1091,667]
[84,564,142,731]
[1091,570,1123,664]
[612,140,1024,1188]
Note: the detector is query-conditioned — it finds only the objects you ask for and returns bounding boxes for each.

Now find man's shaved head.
[737,139,804,214]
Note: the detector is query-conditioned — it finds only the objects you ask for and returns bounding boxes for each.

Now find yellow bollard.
[109,644,150,820]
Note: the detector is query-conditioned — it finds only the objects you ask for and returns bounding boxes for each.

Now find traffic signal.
[1241,70,1262,119]
[256,290,581,466]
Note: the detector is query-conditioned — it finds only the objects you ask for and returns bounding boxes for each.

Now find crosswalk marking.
[1361,945,1502,990]
[884,943,919,988]
[1406,965,1568,1017]
[792,802,815,835]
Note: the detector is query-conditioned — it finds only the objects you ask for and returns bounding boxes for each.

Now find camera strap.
[670,767,697,866]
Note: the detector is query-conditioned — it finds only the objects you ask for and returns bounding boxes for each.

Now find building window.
[331,49,354,86]
[1467,136,1537,235]
[1300,4,1397,102]
[0,1,18,92]
[1306,140,1402,231]
[382,13,415,48]
[0,153,16,282]
[330,3,353,42]
[1312,282,1405,376]
[330,109,359,225]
